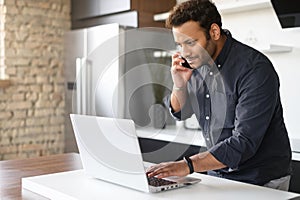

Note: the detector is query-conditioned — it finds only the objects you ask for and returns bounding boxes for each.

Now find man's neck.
[212,34,227,61]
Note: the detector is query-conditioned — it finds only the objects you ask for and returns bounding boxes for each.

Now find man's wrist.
[183,156,194,174]
[173,85,186,91]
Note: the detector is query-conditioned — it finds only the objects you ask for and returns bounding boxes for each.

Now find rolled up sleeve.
[163,92,194,121]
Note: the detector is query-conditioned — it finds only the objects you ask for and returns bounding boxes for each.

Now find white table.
[22,169,299,200]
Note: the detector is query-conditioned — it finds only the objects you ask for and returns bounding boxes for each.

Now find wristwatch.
[183,156,194,174]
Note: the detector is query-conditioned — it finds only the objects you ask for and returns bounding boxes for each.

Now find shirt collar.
[214,29,232,70]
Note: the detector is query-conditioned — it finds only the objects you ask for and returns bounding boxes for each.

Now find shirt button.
[205,116,210,120]
[209,72,213,76]
[206,94,210,98]
[217,64,221,68]
[206,138,210,141]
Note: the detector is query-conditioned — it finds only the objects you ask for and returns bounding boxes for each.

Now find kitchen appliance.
[64,23,123,152]
[271,0,300,28]
[64,23,175,152]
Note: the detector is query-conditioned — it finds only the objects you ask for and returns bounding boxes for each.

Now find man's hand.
[170,53,194,112]
[171,53,193,88]
[146,160,190,179]
[146,152,226,179]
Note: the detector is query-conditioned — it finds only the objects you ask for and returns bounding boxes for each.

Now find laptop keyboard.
[147,176,176,187]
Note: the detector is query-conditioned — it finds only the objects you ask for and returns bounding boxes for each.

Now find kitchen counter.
[136,123,205,147]
[136,124,300,161]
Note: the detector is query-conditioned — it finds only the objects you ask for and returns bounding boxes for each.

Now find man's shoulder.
[230,38,271,65]
[231,38,260,54]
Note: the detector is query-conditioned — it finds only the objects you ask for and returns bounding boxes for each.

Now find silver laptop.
[70,114,201,193]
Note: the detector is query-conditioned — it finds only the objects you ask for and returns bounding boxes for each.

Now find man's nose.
[182,50,191,58]
[181,44,192,57]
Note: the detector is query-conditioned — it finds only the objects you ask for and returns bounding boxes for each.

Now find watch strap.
[183,156,194,174]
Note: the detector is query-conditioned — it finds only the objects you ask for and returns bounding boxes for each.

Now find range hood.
[271,0,300,28]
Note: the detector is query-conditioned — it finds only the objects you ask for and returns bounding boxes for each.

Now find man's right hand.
[171,52,193,89]
[169,52,194,112]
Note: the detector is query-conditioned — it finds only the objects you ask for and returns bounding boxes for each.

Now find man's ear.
[209,23,221,40]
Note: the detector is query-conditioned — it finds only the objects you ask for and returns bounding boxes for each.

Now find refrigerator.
[64,23,176,152]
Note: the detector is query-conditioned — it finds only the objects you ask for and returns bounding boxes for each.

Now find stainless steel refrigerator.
[64,23,175,152]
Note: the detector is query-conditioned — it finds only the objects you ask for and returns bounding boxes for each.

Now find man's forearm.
[190,151,226,172]
[170,86,188,112]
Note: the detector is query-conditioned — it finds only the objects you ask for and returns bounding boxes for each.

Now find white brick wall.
[0,0,71,160]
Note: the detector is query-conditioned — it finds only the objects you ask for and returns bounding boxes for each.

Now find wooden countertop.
[0,153,82,199]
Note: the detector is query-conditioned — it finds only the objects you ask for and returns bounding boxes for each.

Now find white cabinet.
[154,0,272,21]
[216,0,271,14]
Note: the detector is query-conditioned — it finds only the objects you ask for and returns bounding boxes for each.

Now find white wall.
[215,2,300,145]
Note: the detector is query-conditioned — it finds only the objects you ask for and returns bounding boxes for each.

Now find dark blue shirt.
[165,30,291,185]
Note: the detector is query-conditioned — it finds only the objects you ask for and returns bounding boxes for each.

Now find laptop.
[70,114,201,193]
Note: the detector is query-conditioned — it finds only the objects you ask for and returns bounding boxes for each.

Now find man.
[147,0,292,191]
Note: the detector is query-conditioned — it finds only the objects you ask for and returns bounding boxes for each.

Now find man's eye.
[186,40,196,46]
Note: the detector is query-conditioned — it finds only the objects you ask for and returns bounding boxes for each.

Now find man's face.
[172,21,216,68]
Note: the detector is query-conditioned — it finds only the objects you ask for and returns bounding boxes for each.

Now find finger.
[146,163,166,174]
[145,169,152,175]
[153,168,172,179]
[172,52,185,64]
[148,165,171,177]
[146,165,158,173]
[172,59,189,72]
[172,64,190,74]
[172,57,182,66]
[147,166,164,177]
[172,52,181,59]
[156,171,170,179]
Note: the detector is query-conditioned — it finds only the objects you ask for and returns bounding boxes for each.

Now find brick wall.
[0,0,70,160]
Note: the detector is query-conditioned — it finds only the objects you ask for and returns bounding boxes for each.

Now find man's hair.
[166,0,223,39]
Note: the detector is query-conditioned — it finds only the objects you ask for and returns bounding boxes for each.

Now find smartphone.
[181,57,193,69]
